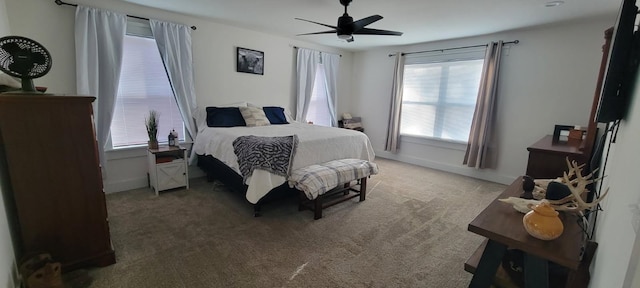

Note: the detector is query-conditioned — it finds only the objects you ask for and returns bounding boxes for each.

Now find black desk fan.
[0,36,52,93]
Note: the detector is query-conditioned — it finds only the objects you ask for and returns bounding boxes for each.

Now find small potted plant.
[145,110,159,149]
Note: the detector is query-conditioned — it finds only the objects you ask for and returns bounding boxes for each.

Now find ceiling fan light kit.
[296,0,403,43]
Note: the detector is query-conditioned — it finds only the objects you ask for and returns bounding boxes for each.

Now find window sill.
[106,141,192,161]
[105,145,147,160]
[109,143,148,151]
[400,135,467,151]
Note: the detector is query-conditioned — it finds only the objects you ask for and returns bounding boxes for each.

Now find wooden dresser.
[525,135,587,179]
[0,94,115,271]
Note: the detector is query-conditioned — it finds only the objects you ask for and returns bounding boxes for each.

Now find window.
[400,51,484,142]
[110,21,184,148]
[305,64,332,126]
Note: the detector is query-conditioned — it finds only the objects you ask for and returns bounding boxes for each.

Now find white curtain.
[296,48,320,121]
[75,6,126,177]
[463,41,503,169]
[320,52,340,127]
[385,53,405,153]
[149,19,198,163]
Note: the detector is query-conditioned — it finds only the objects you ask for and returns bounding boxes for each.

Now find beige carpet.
[77,158,506,288]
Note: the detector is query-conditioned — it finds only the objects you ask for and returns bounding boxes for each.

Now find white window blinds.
[110,34,184,147]
[400,50,484,142]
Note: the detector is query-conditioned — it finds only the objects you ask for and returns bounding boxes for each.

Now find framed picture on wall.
[237,47,264,75]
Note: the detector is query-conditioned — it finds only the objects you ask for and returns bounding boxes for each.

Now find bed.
[193,111,375,215]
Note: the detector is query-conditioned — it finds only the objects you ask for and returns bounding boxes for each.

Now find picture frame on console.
[552,125,573,143]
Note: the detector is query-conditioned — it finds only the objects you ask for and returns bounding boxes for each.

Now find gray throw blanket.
[233,135,298,183]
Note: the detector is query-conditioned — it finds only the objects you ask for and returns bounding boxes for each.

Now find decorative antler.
[501,158,608,214]
[564,158,600,184]
[547,159,607,213]
[548,161,602,211]
[549,189,609,212]
[564,159,586,181]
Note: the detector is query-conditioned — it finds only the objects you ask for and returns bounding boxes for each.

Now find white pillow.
[239,106,270,127]
[193,102,249,132]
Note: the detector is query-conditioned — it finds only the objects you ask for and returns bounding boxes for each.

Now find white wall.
[5,0,353,192]
[0,0,19,287]
[590,64,640,287]
[351,16,616,185]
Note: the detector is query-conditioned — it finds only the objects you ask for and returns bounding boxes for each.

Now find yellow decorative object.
[522,200,564,240]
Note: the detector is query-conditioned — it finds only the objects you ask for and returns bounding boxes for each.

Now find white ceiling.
[120,0,622,51]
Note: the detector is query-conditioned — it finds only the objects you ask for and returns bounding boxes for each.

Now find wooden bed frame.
[197,154,297,217]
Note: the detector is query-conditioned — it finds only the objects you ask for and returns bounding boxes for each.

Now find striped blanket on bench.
[288,159,378,200]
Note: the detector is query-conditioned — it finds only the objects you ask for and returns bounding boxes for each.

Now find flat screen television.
[596,0,640,123]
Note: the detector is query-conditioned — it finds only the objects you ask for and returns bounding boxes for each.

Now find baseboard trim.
[102,153,515,192]
[104,176,148,194]
[374,150,515,185]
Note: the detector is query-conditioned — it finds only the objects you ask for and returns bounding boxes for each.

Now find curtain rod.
[54,0,197,30]
[388,40,519,57]
[292,46,342,57]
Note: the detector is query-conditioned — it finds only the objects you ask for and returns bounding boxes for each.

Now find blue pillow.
[263,106,288,124]
[206,107,247,127]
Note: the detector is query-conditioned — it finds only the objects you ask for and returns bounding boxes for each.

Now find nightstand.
[147,146,189,195]
[338,119,365,132]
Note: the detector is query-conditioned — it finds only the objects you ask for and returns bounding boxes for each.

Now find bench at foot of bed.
[289,159,378,220]
[298,178,367,220]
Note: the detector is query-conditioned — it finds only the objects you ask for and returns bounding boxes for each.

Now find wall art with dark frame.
[553,125,574,143]
[236,47,264,75]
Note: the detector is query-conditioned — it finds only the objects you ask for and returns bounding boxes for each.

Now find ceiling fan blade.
[297,30,338,36]
[353,27,403,36]
[294,18,338,30]
[352,15,383,31]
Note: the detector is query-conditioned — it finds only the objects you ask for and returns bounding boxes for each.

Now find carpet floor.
[75,158,506,288]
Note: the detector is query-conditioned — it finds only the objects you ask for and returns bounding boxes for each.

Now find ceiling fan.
[295,0,403,43]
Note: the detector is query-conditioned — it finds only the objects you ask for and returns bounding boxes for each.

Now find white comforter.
[193,122,375,203]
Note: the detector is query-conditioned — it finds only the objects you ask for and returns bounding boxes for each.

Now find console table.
[465,177,596,288]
